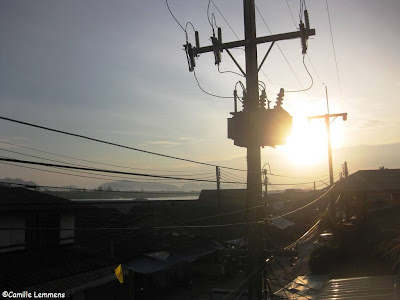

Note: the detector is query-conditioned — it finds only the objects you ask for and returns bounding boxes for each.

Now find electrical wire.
[0,220,261,231]
[325,0,343,103]
[255,4,310,97]
[0,157,246,184]
[184,204,263,223]
[268,167,341,179]
[306,53,325,85]
[0,140,213,174]
[0,160,207,185]
[210,0,277,89]
[165,0,186,33]
[210,0,240,39]
[285,54,313,93]
[217,64,244,78]
[207,0,215,35]
[220,172,246,182]
[193,70,234,99]
[0,115,246,172]
[0,147,220,179]
[270,183,335,221]
[224,263,264,299]
[286,0,298,28]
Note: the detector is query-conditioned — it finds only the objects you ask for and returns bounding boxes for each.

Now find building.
[0,184,124,299]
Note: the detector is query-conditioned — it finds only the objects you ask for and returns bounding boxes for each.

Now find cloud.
[359,119,385,128]
[147,141,181,145]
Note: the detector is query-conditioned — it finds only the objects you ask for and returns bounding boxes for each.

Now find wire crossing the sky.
[0,158,246,184]
[0,115,246,172]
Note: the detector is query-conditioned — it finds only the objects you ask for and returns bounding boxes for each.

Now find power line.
[285,54,313,93]
[255,4,309,96]
[165,0,234,100]
[0,115,246,172]
[0,160,194,184]
[184,204,263,223]
[165,0,186,33]
[0,153,214,183]
[210,0,277,89]
[285,0,325,88]
[267,167,341,179]
[270,183,335,221]
[0,157,246,184]
[325,0,343,103]
[0,140,215,174]
[0,146,218,179]
[285,0,298,28]
[211,0,240,40]
[193,70,234,99]
[0,220,260,231]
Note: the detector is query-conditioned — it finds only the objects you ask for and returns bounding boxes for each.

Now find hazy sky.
[0,0,399,189]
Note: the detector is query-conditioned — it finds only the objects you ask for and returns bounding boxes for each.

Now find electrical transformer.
[227,107,292,148]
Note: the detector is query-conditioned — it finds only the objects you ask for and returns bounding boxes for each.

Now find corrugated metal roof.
[0,247,119,291]
[274,275,329,299]
[318,275,399,300]
[24,265,118,297]
[127,239,223,274]
[334,169,400,193]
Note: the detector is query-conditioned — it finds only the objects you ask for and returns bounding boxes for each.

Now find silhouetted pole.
[216,166,221,240]
[308,86,347,186]
[243,1,262,299]
[181,2,316,297]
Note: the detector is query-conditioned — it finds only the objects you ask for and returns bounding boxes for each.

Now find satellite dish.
[272,201,284,210]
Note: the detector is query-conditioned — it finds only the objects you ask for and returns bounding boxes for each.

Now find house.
[333,169,400,224]
[0,184,125,299]
[73,201,226,298]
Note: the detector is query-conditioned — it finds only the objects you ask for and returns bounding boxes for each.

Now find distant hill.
[0,177,37,186]
[334,143,400,172]
[99,180,180,192]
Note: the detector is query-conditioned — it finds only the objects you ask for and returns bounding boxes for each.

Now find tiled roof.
[334,169,400,192]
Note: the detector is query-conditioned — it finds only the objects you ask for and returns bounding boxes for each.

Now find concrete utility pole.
[308,86,347,186]
[182,1,315,298]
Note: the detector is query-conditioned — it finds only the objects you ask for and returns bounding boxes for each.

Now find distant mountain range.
[2,143,399,192]
[99,180,180,192]
[99,181,217,192]
[0,177,37,186]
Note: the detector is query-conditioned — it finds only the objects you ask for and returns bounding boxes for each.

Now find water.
[71,195,199,201]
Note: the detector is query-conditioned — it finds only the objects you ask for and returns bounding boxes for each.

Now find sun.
[279,117,327,166]
[276,96,344,167]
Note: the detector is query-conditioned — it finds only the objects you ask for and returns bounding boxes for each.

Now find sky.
[0,0,399,190]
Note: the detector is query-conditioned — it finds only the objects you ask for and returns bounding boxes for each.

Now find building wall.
[60,212,75,245]
[0,216,25,253]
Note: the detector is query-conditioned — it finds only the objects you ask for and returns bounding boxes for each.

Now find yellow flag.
[114,264,124,284]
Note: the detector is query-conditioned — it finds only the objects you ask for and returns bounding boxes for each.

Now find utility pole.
[216,166,221,208]
[181,1,315,298]
[308,86,347,186]
[342,161,348,178]
[216,166,221,240]
[243,2,262,298]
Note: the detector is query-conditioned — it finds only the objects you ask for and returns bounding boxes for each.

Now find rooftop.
[0,247,119,294]
[334,169,400,193]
